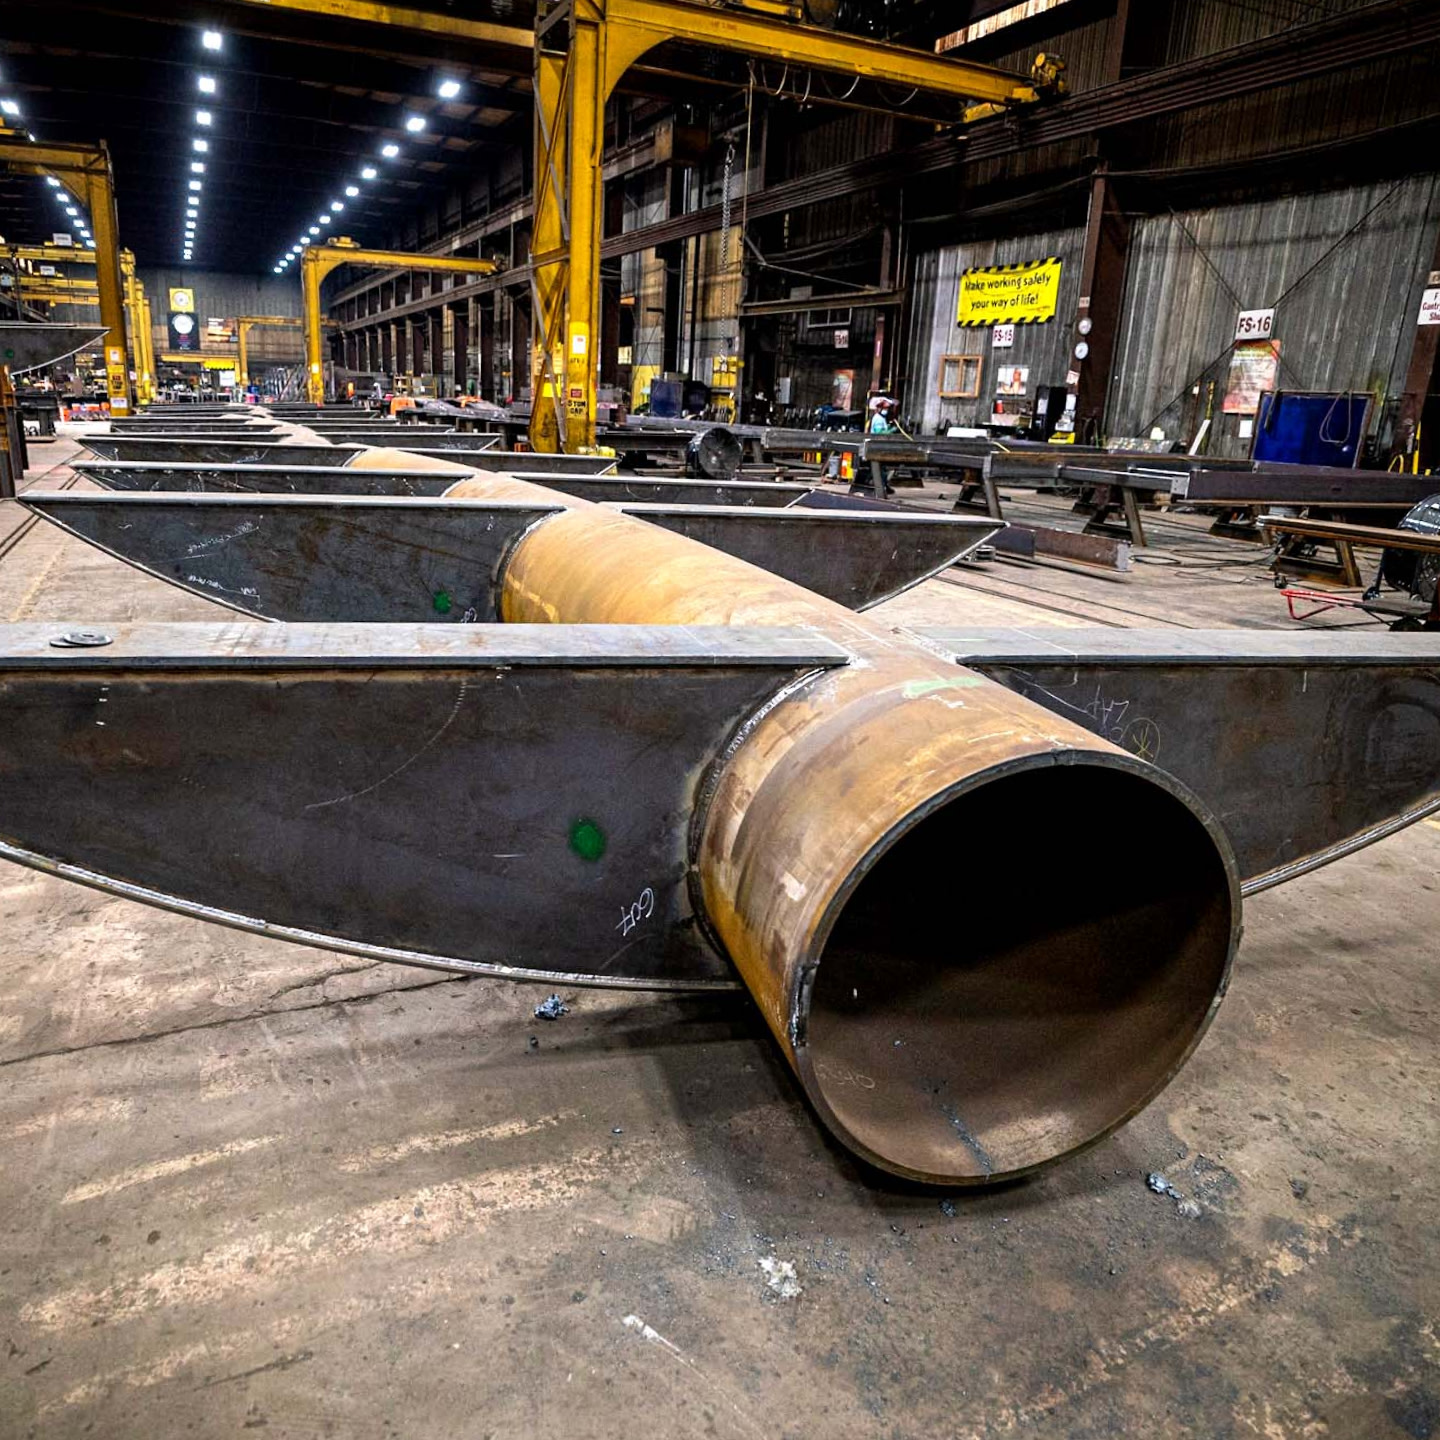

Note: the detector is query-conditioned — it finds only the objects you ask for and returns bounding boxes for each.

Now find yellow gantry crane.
[235,0,1053,448]
[5,243,155,405]
[0,129,134,412]
[300,240,497,405]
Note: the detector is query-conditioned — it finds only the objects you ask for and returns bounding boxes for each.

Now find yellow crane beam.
[300,241,497,404]
[0,131,133,412]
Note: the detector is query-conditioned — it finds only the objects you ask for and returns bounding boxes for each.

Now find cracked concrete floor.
[0,436,1438,1439]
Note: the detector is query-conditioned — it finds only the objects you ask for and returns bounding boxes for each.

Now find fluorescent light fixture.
[85,240,96,249]
[300,236,311,246]
[65,207,78,217]
[190,161,205,173]
[0,100,20,117]
[308,225,320,235]
[318,215,331,225]
[197,75,216,94]
[361,166,377,180]
[330,200,343,211]
[437,79,461,99]
[381,143,399,158]
[196,109,212,125]
[186,208,198,218]
[273,265,283,273]
[404,115,425,133]
[193,138,208,152]
[345,185,359,197]
[45,176,60,187]
[202,30,223,50]
[189,180,202,191]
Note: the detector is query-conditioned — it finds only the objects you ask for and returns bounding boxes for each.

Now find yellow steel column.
[83,154,134,415]
[528,47,569,453]
[563,5,604,452]
[137,285,156,404]
[238,319,253,388]
[302,249,326,404]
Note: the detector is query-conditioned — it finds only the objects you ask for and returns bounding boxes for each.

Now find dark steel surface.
[0,322,108,375]
[98,429,287,443]
[74,462,468,496]
[0,622,846,989]
[21,493,563,623]
[518,475,813,507]
[1176,468,1440,507]
[77,439,362,466]
[614,504,1004,610]
[305,430,479,450]
[919,626,1440,892]
[25,492,995,617]
[407,450,618,474]
[110,422,282,434]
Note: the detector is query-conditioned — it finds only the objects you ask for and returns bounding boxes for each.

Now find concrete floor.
[1,434,1438,1439]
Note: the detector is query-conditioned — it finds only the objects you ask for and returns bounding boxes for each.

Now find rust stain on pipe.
[355,448,1241,1185]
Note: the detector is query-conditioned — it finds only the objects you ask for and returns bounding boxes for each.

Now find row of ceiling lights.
[0,79,98,251]
[181,30,225,263]
[271,77,464,275]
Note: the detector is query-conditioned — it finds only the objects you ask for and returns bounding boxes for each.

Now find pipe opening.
[803,763,1235,1185]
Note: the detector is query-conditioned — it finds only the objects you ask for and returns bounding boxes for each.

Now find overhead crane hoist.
[0,131,133,412]
[238,0,1056,449]
[301,240,497,405]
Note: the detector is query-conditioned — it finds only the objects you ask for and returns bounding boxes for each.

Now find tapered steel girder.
[301,243,498,404]
[5,447,1436,1185]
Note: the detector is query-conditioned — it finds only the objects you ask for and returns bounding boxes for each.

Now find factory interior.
[0,1,1438,1435]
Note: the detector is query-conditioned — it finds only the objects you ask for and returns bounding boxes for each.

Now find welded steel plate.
[406,450,619,475]
[615,504,1003,609]
[73,462,470,495]
[921,626,1440,890]
[0,622,849,989]
[23,493,562,622]
[78,437,358,466]
[521,475,814,507]
[0,322,107,374]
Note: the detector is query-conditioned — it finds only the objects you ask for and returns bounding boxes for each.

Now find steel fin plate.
[72,461,471,496]
[614,504,1004,609]
[22,493,565,623]
[0,622,848,989]
[78,438,361,466]
[917,626,1440,891]
[520,475,814,507]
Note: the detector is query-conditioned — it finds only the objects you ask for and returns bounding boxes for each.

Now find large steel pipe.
[350,448,1241,1186]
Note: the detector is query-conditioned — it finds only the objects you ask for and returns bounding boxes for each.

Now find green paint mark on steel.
[902,677,984,700]
[569,818,606,862]
[432,589,453,615]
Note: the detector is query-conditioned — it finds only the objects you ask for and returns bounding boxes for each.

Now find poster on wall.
[995,365,1030,397]
[168,311,198,352]
[1223,339,1281,414]
[958,258,1062,327]
[205,317,237,344]
[169,288,195,313]
[832,369,855,411]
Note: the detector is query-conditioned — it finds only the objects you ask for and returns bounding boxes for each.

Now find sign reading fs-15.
[957,258,1063,327]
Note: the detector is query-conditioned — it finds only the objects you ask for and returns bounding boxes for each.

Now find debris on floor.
[534,994,569,1021]
[758,1256,802,1300]
[1147,1172,1202,1218]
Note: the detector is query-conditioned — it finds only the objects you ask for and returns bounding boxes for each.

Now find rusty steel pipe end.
[697,705,1242,1188]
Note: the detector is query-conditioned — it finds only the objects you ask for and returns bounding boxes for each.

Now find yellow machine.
[300,239,497,405]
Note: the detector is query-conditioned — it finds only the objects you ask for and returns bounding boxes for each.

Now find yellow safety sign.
[957,258,1062,327]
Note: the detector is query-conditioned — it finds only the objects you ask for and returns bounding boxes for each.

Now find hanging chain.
[721,142,736,271]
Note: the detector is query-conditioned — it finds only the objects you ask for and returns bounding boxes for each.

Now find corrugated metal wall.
[139,268,303,366]
[1107,173,1440,453]
[901,222,1084,432]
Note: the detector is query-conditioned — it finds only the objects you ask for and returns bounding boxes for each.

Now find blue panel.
[1253,392,1370,468]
